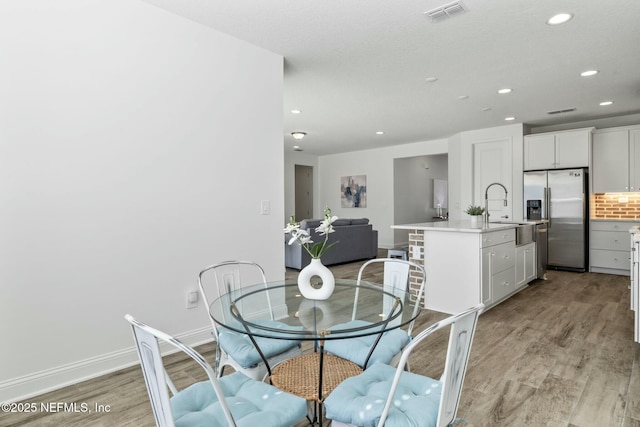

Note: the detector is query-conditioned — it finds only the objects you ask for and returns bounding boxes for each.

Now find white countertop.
[392,220,519,233]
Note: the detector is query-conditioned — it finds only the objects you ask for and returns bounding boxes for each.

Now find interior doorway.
[295,165,313,220]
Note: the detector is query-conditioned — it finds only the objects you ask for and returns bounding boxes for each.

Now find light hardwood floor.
[2,254,640,427]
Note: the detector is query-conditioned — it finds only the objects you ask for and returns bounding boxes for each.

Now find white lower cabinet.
[493,267,516,302]
[516,243,536,288]
[590,221,639,275]
[481,231,516,306]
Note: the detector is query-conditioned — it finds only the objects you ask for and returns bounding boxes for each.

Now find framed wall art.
[341,175,367,208]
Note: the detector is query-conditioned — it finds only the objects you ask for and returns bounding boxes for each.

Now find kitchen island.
[392,220,536,314]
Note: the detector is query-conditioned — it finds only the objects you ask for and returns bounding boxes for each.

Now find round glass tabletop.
[209,279,420,341]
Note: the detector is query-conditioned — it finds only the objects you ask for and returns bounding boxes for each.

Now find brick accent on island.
[408,229,425,305]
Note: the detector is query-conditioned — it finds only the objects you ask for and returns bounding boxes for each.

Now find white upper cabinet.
[592,129,630,193]
[524,134,556,170]
[592,126,640,193]
[632,129,640,191]
[524,128,592,171]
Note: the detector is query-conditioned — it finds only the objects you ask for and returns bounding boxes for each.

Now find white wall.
[0,0,284,402]
[317,140,448,248]
[393,155,448,246]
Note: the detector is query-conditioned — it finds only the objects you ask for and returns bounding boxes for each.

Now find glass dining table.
[209,278,422,424]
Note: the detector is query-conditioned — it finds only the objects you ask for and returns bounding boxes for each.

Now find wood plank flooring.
[2,254,640,427]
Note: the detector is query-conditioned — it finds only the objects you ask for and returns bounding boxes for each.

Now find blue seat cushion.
[218,321,302,368]
[171,371,307,427]
[324,363,442,427]
[324,320,410,367]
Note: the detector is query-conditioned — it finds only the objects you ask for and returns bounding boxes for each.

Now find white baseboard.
[0,326,212,404]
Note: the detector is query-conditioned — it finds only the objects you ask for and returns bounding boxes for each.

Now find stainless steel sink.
[515,224,534,246]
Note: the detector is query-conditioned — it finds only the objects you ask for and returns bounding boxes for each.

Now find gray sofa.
[285,218,378,270]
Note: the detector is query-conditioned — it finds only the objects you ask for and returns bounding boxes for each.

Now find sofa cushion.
[350,218,370,225]
[332,219,352,226]
[299,219,322,229]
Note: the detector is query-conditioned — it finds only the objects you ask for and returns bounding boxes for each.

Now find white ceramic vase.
[470,215,481,226]
[297,258,335,300]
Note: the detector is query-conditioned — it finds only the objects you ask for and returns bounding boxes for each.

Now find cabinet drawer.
[481,229,515,248]
[590,249,631,270]
[591,230,632,251]
[591,221,640,232]
[492,267,516,302]
[491,243,516,273]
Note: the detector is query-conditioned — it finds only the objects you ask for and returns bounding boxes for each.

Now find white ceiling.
[142,0,640,155]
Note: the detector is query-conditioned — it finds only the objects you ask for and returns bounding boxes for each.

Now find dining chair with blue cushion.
[324,303,484,427]
[198,261,302,381]
[324,258,426,369]
[125,314,307,427]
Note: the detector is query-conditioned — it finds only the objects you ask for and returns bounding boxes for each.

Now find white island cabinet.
[516,242,536,287]
[392,221,533,314]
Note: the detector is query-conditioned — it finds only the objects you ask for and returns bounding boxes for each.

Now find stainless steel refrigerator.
[523,168,588,272]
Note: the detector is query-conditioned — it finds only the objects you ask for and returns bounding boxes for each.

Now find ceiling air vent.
[546,107,576,115]
[425,1,466,23]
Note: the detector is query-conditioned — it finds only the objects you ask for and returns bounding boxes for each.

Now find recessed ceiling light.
[291,109,302,114]
[376,131,385,135]
[505,117,516,121]
[425,77,438,83]
[547,13,573,25]
[599,101,614,106]
[291,131,306,140]
[458,95,469,100]
[580,70,598,77]
[498,88,512,94]
[481,107,492,112]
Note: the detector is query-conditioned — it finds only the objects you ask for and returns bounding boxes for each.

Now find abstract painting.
[341,175,367,208]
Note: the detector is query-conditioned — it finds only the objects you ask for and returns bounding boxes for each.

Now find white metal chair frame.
[329,303,484,427]
[125,314,237,427]
[349,258,427,369]
[198,260,301,380]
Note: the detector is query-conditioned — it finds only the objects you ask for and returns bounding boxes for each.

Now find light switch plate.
[261,200,270,215]
[186,291,199,309]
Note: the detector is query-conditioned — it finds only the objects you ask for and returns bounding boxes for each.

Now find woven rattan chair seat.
[270,353,362,402]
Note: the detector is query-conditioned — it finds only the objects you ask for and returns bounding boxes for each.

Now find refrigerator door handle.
[545,187,551,227]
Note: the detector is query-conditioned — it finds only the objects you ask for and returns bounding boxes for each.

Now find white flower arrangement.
[285,206,339,259]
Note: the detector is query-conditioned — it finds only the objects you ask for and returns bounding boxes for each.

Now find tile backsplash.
[591,193,640,219]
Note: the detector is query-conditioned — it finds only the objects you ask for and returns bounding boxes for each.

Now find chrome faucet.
[484,182,508,223]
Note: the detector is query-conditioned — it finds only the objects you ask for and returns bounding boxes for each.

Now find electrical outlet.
[412,245,422,259]
[186,291,199,309]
